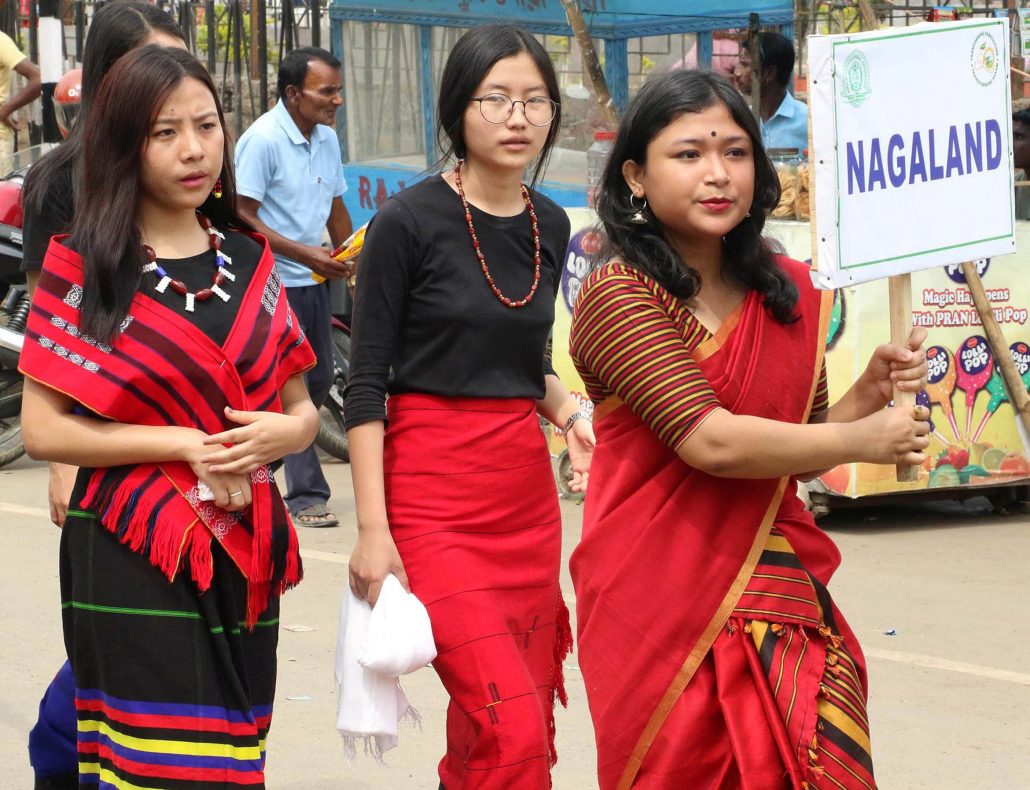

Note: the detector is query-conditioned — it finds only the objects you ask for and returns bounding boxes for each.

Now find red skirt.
[384,394,572,790]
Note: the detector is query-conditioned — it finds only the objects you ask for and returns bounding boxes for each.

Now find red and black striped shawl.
[20,233,316,626]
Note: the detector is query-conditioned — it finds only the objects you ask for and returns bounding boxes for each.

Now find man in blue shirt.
[236,47,353,528]
[733,31,809,154]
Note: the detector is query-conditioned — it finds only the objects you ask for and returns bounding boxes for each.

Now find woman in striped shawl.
[20,45,318,787]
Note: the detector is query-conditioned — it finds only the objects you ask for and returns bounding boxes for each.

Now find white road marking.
[864,647,1030,686]
[0,502,50,520]
[4,502,1027,685]
[299,548,349,565]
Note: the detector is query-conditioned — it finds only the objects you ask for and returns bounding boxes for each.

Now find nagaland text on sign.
[808,20,1015,289]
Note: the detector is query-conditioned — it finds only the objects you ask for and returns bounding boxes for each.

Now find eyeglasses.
[470,93,558,127]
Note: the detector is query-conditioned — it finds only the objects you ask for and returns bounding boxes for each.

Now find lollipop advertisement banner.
[765,221,1030,497]
[547,208,601,456]
[807,20,1016,288]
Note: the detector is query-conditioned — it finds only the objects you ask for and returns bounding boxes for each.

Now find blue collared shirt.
[761,91,809,154]
[235,100,347,288]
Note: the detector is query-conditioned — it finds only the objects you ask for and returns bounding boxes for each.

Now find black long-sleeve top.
[344,175,571,429]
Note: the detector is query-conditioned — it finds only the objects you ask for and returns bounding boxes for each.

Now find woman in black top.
[21,6,185,788]
[344,25,594,789]
[21,45,317,789]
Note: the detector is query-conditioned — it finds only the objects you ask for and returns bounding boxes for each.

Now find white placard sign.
[808,20,1015,289]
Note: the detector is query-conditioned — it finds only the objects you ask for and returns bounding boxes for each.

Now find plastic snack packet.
[312,223,367,283]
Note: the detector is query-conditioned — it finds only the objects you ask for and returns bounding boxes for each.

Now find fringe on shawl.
[245,490,303,628]
[82,464,303,630]
[284,520,302,588]
[547,592,575,770]
[247,482,272,629]
[339,705,424,766]
[81,466,214,589]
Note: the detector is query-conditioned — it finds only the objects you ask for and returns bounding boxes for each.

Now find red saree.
[20,235,315,626]
[571,259,869,789]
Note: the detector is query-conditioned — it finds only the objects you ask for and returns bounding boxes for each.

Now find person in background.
[19,5,187,786]
[674,33,739,79]
[0,30,42,172]
[1014,107,1030,221]
[235,46,353,529]
[733,30,808,153]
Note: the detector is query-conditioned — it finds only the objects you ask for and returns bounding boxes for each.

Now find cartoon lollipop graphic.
[924,345,960,441]
[971,341,1030,442]
[916,389,951,446]
[955,335,994,440]
[1012,341,1030,387]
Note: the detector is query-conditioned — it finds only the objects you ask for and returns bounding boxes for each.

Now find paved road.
[2,453,1028,788]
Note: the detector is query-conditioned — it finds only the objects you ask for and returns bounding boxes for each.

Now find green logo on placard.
[840,51,871,108]
[970,31,999,87]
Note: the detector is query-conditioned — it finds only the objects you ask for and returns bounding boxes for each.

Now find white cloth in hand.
[335,574,436,762]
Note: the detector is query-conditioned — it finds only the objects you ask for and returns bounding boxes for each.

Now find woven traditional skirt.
[60,476,280,788]
[384,394,572,790]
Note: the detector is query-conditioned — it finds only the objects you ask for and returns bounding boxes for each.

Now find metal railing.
[11,0,330,141]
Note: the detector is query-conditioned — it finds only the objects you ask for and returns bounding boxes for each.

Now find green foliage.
[196,13,279,68]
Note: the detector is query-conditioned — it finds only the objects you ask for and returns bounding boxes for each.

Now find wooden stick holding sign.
[960,262,1030,435]
[888,275,919,481]
[807,85,917,484]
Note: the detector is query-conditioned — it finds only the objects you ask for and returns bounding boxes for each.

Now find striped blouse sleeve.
[570,264,721,450]
[810,359,830,416]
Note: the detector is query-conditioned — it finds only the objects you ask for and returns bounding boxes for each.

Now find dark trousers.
[283,283,333,512]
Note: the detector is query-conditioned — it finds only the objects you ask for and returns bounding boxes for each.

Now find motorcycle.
[315,309,351,462]
[0,144,59,468]
[313,278,351,462]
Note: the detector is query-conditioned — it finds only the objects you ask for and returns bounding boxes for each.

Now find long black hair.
[70,45,242,344]
[435,24,561,187]
[596,69,798,323]
[22,0,185,214]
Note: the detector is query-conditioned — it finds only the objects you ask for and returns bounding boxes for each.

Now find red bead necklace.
[141,213,234,313]
[453,159,541,309]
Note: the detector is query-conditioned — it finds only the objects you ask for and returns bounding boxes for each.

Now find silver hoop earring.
[745,210,752,218]
[628,195,648,224]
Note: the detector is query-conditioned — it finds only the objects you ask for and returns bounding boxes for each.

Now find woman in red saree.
[568,71,930,790]
[20,46,318,787]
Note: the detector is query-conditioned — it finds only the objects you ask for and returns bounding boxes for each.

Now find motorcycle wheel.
[315,325,350,462]
[0,365,24,468]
